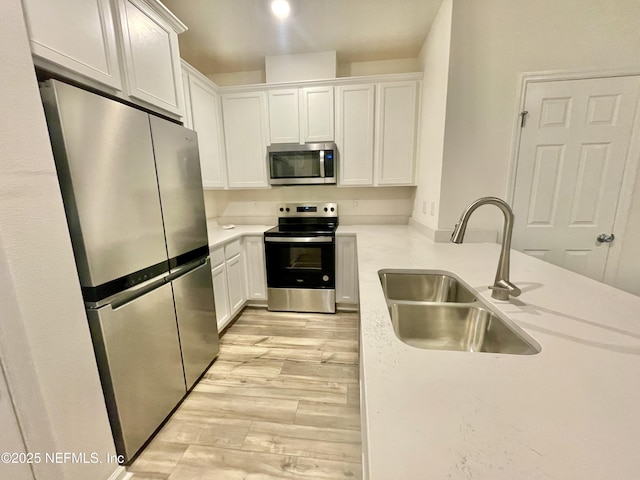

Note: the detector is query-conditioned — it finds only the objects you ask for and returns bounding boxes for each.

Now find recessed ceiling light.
[271,0,290,19]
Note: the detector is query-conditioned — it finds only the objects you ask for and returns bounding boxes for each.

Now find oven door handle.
[264,236,334,243]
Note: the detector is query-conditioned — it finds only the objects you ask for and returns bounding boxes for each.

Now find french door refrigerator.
[40,80,220,462]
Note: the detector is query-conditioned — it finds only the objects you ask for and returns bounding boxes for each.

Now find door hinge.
[520,111,529,128]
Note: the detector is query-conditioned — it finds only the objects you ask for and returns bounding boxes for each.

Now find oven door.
[264,236,335,289]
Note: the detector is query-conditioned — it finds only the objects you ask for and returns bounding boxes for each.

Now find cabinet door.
[188,75,227,189]
[116,0,184,116]
[301,86,334,142]
[336,236,359,304]
[211,263,231,332]
[227,254,247,314]
[375,81,418,185]
[181,70,193,129]
[22,0,122,90]
[268,89,300,144]
[222,92,270,188]
[336,84,375,186]
[244,236,267,300]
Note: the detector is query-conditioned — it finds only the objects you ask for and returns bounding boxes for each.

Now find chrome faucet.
[450,197,521,301]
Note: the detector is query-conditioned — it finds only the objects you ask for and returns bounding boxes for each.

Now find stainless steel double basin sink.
[379,270,540,355]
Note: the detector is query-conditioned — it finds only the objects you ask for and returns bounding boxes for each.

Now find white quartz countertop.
[349,225,640,480]
[206,222,271,248]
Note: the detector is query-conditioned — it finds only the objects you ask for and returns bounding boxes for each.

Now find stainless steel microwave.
[267,143,337,185]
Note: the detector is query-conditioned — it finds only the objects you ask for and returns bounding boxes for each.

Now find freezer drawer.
[87,282,186,462]
[149,116,209,264]
[171,258,220,389]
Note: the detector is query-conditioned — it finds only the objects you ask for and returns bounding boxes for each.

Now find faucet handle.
[489,280,521,300]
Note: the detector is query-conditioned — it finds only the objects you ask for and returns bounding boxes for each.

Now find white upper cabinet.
[374,81,418,185]
[22,0,186,117]
[268,86,334,144]
[115,0,185,116]
[182,63,227,189]
[268,89,300,144]
[222,92,270,188]
[301,86,334,143]
[21,0,122,90]
[181,69,193,129]
[336,84,376,186]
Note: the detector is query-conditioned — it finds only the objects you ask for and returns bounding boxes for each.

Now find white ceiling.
[162,0,444,75]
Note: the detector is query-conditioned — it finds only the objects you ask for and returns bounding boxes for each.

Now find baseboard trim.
[337,303,359,312]
[108,466,130,480]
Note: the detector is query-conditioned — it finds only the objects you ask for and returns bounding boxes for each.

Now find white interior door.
[512,75,640,281]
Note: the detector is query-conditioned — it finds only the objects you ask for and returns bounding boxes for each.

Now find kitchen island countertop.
[346,225,640,480]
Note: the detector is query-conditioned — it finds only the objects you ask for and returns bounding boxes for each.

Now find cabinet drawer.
[211,246,225,267]
[224,239,242,260]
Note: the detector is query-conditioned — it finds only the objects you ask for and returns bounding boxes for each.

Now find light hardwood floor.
[126,308,362,480]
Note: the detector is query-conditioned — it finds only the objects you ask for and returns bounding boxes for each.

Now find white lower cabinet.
[210,240,246,332]
[244,235,267,301]
[226,253,246,313]
[336,236,359,305]
[211,261,231,331]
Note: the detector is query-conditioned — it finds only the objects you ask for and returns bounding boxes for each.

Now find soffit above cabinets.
[161,0,444,74]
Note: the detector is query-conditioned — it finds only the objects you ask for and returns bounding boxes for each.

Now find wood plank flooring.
[126,308,362,480]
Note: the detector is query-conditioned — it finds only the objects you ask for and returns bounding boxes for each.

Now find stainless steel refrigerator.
[39,80,220,462]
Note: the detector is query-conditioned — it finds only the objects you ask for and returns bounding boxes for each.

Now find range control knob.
[324,207,328,212]
[323,275,329,282]
[279,207,284,212]
[330,207,335,212]
[286,208,290,212]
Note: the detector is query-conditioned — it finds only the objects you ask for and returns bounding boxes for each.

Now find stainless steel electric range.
[264,203,338,313]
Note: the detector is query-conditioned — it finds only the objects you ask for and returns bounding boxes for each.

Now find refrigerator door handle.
[109,276,169,310]
[167,257,209,282]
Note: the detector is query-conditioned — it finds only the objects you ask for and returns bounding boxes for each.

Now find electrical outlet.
[422,201,427,215]
[353,200,359,208]
[430,202,435,216]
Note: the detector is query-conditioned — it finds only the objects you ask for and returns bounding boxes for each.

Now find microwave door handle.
[319,150,325,177]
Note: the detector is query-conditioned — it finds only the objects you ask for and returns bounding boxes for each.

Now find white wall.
[0,2,119,479]
[0,360,33,480]
[411,0,452,233]
[438,0,640,233]
[337,58,421,78]
[207,59,421,87]
[613,171,640,296]
[208,70,265,86]
[204,186,416,225]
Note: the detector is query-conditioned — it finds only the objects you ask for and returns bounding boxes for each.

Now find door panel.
[171,259,220,390]
[336,84,375,186]
[86,282,186,461]
[188,76,226,188]
[512,76,640,281]
[42,81,167,287]
[150,116,209,262]
[211,263,231,331]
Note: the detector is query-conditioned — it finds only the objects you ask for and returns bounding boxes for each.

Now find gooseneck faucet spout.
[451,197,521,301]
